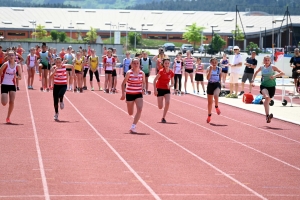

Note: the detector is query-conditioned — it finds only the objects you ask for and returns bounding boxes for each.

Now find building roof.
[0,7,299,36]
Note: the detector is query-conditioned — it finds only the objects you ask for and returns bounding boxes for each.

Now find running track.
[0,72,300,200]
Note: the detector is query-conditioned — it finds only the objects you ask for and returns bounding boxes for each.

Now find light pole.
[141,24,145,50]
[119,22,128,51]
[210,25,218,56]
[70,20,72,42]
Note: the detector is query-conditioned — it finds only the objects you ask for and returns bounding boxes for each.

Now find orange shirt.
[0,51,5,64]
[156,68,174,89]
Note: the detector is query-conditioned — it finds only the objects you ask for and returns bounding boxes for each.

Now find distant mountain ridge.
[1,0,299,15]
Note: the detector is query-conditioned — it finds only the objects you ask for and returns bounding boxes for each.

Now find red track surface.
[0,72,300,200]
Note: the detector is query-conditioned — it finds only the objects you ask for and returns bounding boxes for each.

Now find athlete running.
[153,58,174,123]
[0,50,22,123]
[120,58,146,134]
[206,57,222,123]
[50,57,73,121]
[251,56,284,123]
[26,47,37,89]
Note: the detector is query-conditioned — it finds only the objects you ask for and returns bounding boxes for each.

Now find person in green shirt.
[140,52,152,94]
[251,56,284,123]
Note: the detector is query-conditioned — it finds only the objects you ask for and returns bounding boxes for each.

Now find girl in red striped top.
[50,57,74,121]
[121,58,146,134]
[183,50,196,94]
[153,58,174,123]
[195,57,206,95]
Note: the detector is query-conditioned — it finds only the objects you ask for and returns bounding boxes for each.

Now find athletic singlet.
[0,52,5,64]
[123,58,131,73]
[174,60,182,74]
[221,59,229,70]
[28,55,36,67]
[83,55,89,68]
[196,64,204,74]
[185,57,194,70]
[125,70,143,94]
[74,58,83,71]
[104,56,114,71]
[141,58,150,74]
[1,62,17,85]
[207,66,221,83]
[64,54,73,65]
[17,48,23,55]
[40,51,48,66]
[261,65,276,87]
[54,66,67,85]
[59,51,65,59]
[90,56,98,70]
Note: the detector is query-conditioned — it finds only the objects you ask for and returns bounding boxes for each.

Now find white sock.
[131,124,136,129]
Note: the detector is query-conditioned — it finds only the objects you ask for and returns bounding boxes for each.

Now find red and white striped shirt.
[196,64,204,74]
[54,66,67,85]
[185,57,194,70]
[126,71,143,94]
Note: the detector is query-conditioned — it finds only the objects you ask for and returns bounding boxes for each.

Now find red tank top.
[54,66,67,85]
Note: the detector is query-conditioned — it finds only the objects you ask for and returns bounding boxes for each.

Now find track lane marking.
[24,77,50,200]
[64,96,161,200]
[89,91,267,200]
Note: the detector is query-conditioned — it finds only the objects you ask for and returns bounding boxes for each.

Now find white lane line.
[64,96,161,200]
[173,97,300,144]
[143,100,300,172]
[90,92,267,200]
[24,78,50,200]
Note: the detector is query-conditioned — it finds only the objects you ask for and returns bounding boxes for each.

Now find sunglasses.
[8,54,15,56]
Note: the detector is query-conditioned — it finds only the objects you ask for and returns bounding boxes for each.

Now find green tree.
[231,25,245,46]
[246,42,261,54]
[32,24,47,40]
[50,30,59,41]
[58,32,67,42]
[182,23,205,48]
[211,33,226,54]
[85,27,97,43]
[128,32,141,47]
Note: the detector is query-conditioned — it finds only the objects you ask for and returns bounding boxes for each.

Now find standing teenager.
[26,47,37,89]
[0,50,22,123]
[140,51,152,93]
[173,54,183,94]
[251,56,284,123]
[88,49,101,91]
[206,57,222,123]
[183,50,196,94]
[120,58,146,134]
[153,58,174,123]
[195,57,205,95]
[50,57,73,121]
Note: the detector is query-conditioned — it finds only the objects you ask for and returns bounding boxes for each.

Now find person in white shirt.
[226,46,243,98]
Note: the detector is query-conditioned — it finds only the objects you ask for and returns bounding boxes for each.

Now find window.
[147,36,167,39]
[8,32,25,36]
[169,36,182,40]
[0,32,3,36]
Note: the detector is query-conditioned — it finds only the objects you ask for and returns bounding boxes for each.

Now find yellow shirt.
[74,58,83,71]
[90,56,98,70]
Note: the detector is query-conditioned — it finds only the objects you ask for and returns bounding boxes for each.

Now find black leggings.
[174,74,182,91]
[83,68,89,78]
[53,84,67,113]
[89,70,100,82]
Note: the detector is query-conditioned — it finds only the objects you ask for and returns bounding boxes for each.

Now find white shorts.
[229,73,239,83]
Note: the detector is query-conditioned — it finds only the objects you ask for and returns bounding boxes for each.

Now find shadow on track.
[209,123,228,127]
[260,126,289,131]
[2,123,24,126]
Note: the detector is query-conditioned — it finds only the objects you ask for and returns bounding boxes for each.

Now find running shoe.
[60,102,64,110]
[17,87,20,91]
[231,94,238,98]
[99,87,103,91]
[129,127,137,134]
[203,91,206,95]
[80,88,83,93]
[161,118,167,123]
[40,87,43,92]
[225,94,232,98]
[54,113,59,120]
[91,87,94,91]
[46,88,50,92]
[6,118,11,124]
[239,91,244,96]
[216,107,221,115]
[83,86,87,90]
[266,113,273,123]
[206,116,211,123]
